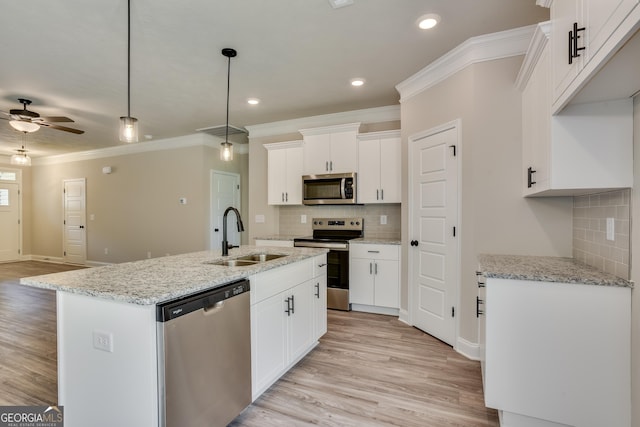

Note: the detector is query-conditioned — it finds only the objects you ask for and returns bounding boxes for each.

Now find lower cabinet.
[250,254,327,400]
[349,243,399,315]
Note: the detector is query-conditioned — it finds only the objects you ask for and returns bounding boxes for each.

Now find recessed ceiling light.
[418,14,440,30]
[328,0,354,9]
[350,78,365,87]
[247,98,260,105]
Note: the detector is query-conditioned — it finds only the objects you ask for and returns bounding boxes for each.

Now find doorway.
[210,171,241,251]
[408,120,461,347]
[63,178,87,265]
[0,169,22,262]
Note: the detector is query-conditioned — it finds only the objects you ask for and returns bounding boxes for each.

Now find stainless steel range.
[294,217,363,311]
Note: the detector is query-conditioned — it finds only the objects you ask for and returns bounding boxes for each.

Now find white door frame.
[0,168,23,261]
[407,119,462,348]
[209,170,241,250]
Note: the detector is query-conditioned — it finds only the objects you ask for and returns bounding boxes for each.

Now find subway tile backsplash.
[573,189,630,280]
[279,204,401,239]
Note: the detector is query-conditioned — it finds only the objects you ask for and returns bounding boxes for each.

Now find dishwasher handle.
[156,278,250,322]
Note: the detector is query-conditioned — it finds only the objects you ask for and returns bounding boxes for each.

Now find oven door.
[326,248,350,311]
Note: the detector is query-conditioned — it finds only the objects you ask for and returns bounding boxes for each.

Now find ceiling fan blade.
[0,111,10,117]
[34,116,74,123]
[38,122,85,134]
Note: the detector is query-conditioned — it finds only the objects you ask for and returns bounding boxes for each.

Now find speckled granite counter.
[477,254,632,288]
[351,237,401,245]
[20,246,328,305]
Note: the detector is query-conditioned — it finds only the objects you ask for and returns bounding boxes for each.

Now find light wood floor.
[1,261,498,426]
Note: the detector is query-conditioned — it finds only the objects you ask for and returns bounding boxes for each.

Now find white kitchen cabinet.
[517,22,633,197]
[349,243,399,315]
[357,130,401,204]
[482,277,631,427]
[548,0,640,111]
[300,123,360,175]
[265,141,303,205]
[313,256,328,339]
[250,254,327,399]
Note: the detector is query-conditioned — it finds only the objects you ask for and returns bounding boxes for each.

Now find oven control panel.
[312,217,364,231]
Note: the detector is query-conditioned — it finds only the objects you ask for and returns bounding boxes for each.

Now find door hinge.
[452,226,456,237]
[63,251,66,256]
[451,306,455,317]
[18,249,21,255]
[18,219,20,225]
[449,145,457,157]
[63,220,66,225]
[237,184,240,189]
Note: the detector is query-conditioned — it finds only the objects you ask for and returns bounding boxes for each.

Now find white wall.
[629,94,640,427]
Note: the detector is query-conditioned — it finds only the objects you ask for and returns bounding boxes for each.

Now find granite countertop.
[477,254,632,288]
[20,246,328,305]
[254,235,299,241]
[351,237,401,245]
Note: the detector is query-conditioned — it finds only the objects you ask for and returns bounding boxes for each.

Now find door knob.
[410,240,419,247]
[214,228,219,232]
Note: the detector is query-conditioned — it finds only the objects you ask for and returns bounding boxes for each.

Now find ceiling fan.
[0,98,84,134]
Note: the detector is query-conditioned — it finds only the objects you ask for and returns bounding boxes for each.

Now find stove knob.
[313,221,317,225]
[350,221,355,226]
[319,221,323,225]
[356,221,360,225]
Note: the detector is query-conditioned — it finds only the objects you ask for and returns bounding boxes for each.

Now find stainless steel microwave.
[302,173,357,205]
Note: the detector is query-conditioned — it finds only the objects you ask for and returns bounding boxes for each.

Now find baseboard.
[456,337,480,360]
[398,308,410,325]
[86,260,112,267]
[351,304,399,317]
[27,255,66,264]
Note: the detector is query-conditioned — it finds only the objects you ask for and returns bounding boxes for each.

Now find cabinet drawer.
[313,254,327,277]
[350,244,399,260]
[251,259,313,304]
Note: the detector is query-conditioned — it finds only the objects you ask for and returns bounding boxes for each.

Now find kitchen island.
[477,254,632,427]
[20,246,328,427]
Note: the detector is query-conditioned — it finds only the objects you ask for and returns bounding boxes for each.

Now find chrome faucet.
[222,206,244,256]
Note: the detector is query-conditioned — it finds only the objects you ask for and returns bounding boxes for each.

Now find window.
[0,171,17,181]
[0,189,8,206]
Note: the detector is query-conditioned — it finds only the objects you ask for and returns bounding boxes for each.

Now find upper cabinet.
[549,0,640,112]
[357,130,401,204]
[299,123,360,175]
[518,22,633,197]
[265,141,303,205]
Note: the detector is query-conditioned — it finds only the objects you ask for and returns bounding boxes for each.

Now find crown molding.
[357,129,400,141]
[536,0,552,8]
[263,140,303,151]
[299,122,361,136]
[396,24,537,102]
[245,105,400,139]
[515,21,551,91]
[32,133,247,166]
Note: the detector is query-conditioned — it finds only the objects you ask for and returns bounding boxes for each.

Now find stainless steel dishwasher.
[156,279,251,427]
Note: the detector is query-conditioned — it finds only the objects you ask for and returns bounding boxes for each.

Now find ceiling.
[0,0,548,158]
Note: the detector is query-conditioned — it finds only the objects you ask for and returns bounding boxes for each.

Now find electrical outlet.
[380,215,387,225]
[606,217,615,241]
[90,214,95,221]
[104,248,109,255]
[301,215,307,224]
[255,214,265,223]
[93,330,113,353]
[147,251,152,259]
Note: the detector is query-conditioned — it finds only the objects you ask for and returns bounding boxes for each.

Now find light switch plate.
[255,214,265,223]
[606,217,615,241]
[380,215,387,225]
[301,215,307,224]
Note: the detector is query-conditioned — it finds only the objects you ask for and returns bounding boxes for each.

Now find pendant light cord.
[127,0,131,117]
[225,54,231,143]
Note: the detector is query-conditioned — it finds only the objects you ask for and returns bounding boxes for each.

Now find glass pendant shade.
[119,116,138,143]
[9,120,40,133]
[220,141,233,161]
[11,153,31,166]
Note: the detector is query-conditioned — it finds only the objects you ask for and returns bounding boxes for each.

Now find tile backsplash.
[279,204,401,239]
[573,189,630,280]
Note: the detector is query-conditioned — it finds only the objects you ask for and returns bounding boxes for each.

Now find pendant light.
[220,48,237,161]
[119,0,138,143]
[10,132,32,166]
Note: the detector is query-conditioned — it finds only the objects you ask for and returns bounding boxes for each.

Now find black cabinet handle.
[290,295,295,314]
[315,283,320,298]
[410,240,419,247]
[476,296,484,318]
[285,297,291,316]
[527,167,536,188]
[568,22,585,64]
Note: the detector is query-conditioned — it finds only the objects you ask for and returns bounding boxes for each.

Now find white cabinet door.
[303,134,331,175]
[584,0,638,63]
[329,131,358,174]
[357,139,381,203]
[252,292,288,396]
[287,280,315,363]
[379,137,401,203]
[312,274,327,340]
[349,258,374,305]
[373,259,399,308]
[284,146,303,204]
[551,0,582,101]
[267,148,287,205]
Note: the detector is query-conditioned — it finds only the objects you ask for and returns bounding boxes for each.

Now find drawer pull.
[367,250,380,253]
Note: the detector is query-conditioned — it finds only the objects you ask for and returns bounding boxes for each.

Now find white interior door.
[63,178,87,265]
[409,123,459,346]
[210,171,241,251]
[0,182,20,262]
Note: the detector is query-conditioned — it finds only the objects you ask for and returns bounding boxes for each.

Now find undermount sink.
[207,253,287,267]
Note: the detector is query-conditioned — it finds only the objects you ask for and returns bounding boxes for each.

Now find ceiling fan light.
[119,116,139,143]
[10,153,31,166]
[418,14,441,30]
[220,141,233,161]
[9,120,40,133]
